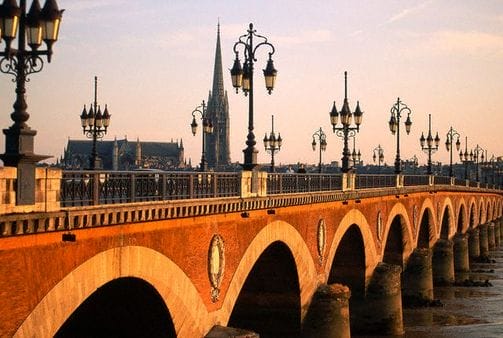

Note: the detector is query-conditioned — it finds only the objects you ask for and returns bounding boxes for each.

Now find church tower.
[205,22,230,169]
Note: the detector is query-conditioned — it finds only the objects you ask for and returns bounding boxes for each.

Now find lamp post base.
[1,127,50,205]
[242,147,258,171]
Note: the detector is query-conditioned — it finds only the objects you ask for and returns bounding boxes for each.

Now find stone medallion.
[208,234,225,302]
[377,211,383,242]
[317,219,326,264]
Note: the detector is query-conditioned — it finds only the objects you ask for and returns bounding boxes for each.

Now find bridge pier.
[432,239,455,285]
[351,263,403,336]
[479,223,489,257]
[495,220,501,247]
[302,283,351,338]
[205,325,258,338]
[402,248,433,305]
[453,233,470,281]
[468,228,480,262]
[488,222,496,250]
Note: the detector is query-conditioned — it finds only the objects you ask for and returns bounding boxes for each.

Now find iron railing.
[356,175,396,189]
[61,170,501,207]
[433,176,451,185]
[267,173,342,194]
[61,171,240,207]
[454,178,466,187]
[403,175,430,186]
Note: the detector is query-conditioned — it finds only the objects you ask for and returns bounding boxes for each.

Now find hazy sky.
[0,0,502,167]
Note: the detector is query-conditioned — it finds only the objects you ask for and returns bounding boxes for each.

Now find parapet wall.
[0,166,61,215]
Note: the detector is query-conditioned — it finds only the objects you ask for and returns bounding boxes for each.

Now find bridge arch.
[468,200,477,229]
[325,208,379,284]
[487,200,493,221]
[479,200,486,224]
[457,203,467,234]
[439,198,455,239]
[382,202,414,268]
[55,277,176,337]
[417,198,436,248]
[219,220,317,328]
[14,246,209,338]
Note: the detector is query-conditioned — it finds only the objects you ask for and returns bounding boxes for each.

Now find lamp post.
[230,23,277,171]
[373,144,384,172]
[350,136,361,169]
[459,136,473,180]
[419,114,440,175]
[312,127,327,173]
[79,76,111,170]
[472,144,485,182]
[329,71,363,173]
[190,100,213,172]
[388,97,412,174]
[445,126,461,177]
[0,0,63,204]
[263,115,282,172]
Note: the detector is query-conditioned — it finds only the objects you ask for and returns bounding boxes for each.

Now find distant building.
[60,137,186,170]
[205,23,231,170]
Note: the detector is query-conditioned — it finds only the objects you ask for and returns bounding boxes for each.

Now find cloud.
[383,0,433,26]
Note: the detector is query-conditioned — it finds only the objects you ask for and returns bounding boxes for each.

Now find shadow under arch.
[439,199,455,240]
[382,202,414,268]
[457,203,467,234]
[219,220,317,333]
[417,206,435,249]
[55,277,176,337]
[228,241,301,337]
[14,246,209,338]
[324,208,378,285]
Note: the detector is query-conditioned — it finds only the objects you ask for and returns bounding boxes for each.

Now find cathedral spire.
[212,21,225,98]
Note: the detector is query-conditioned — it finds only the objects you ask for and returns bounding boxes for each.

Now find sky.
[0,0,502,168]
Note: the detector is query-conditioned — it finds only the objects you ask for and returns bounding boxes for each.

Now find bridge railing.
[403,175,430,186]
[60,170,502,207]
[267,173,343,194]
[61,171,241,207]
[355,174,396,189]
[433,176,452,185]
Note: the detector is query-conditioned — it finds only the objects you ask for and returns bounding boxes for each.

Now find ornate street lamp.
[329,71,363,173]
[79,76,111,170]
[190,100,213,172]
[459,136,473,180]
[445,126,461,177]
[312,127,327,173]
[373,144,384,172]
[472,144,485,182]
[388,97,412,174]
[263,115,282,172]
[0,0,63,204]
[230,23,277,170]
[419,114,440,175]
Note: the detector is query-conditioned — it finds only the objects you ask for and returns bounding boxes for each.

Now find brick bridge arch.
[15,246,209,338]
[219,220,318,324]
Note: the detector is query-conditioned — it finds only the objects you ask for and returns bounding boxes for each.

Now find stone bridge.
[0,168,502,337]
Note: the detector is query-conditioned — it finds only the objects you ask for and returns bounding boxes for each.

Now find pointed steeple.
[212,21,225,98]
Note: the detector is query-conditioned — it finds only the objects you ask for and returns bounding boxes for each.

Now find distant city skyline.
[0,0,501,168]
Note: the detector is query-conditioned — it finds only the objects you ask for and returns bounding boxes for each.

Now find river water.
[402,248,503,338]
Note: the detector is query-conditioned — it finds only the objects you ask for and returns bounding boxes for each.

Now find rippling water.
[403,249,503,338]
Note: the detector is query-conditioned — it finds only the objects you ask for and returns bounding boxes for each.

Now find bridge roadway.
[0,170,502,337]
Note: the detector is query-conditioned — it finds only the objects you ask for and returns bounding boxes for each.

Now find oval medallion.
[317,219,326,264]
[208,234,225,302]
